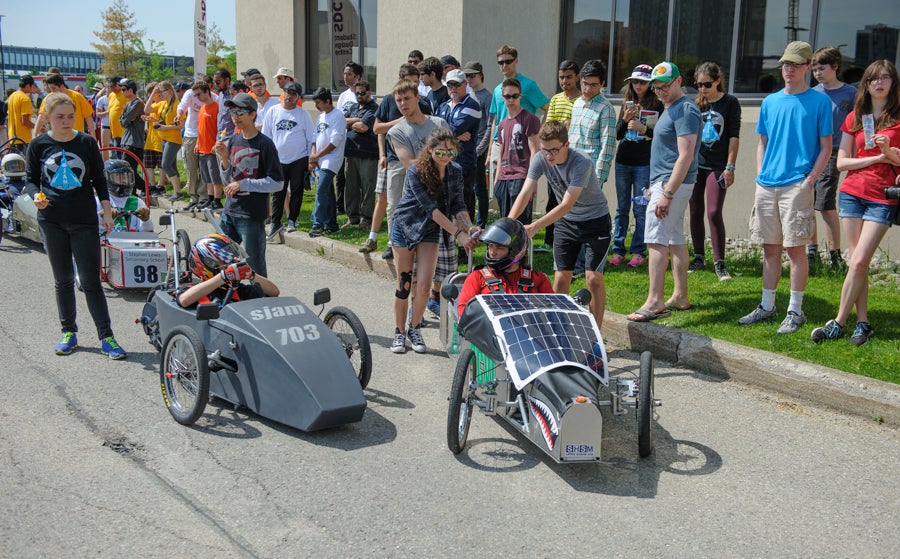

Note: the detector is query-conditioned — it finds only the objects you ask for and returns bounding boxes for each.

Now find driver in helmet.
[1,153,29,198]
[177,233,279,307]
[456,217,553,315]
[96,159,153,232]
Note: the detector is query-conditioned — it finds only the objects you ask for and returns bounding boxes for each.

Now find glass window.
[734,0,813,93]
[308,0,377,92]
[671,0,735,91]
[561,0,613,88]
[611,0,667,89]
[815,0,900,85]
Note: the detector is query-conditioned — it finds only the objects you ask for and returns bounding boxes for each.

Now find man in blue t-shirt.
[739,41,832,335]
[808,46,857,271]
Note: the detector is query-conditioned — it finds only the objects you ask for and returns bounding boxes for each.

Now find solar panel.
[472,294,608,390]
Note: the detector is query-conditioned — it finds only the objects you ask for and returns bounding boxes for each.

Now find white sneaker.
[390,328,407,354]
[407,327,427,354]
[776,310,807,334]
[738,305,777,325]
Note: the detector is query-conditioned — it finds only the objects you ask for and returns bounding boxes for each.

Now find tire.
[175,229,191,282]
[447,348,478,454]
[637,351,655,458]
[160,326,209,425]
[324,306,372,389]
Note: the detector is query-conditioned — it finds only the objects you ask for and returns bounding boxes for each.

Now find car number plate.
[564,444,594,458]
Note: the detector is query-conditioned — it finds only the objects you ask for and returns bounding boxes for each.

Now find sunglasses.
[446,82,463,88]
[355,90,370,95]
[696,81,715,89]
[502,93,521,100]
[433,149,458,158]
[497,58,515,66]
[229,108,251,116]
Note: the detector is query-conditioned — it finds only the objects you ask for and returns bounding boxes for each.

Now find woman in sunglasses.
[688,61,742,281]
[389,128,480,355]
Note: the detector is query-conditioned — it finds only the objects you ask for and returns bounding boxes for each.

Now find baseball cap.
[119,78,137,91]
[19,75,35,87]
[225,92,257,111]
[779,41,813,64]
[174,81,190,91]
[241,67,261,77]
[440,55,461,68]
[625,64,654,82]
[650,62,680,83]
[311,87,332,102]
[283,81,303,96]
[443,69,467,87]
[273,67,294,79]
[462,61,483,75]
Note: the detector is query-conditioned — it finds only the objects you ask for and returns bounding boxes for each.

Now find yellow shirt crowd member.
[152,99,182,145]
[7,89,35,143]
[38,89,94,133]
[108,89,126,140]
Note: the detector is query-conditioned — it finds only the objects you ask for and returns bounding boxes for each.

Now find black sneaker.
[811,319,844,344]
[830,252,848,274]
[714,260,732,281]
[208,199,223,211]
[849,322,873,346]
[309,227,325,238]
[688,256,705,273]
[382,248,394,260]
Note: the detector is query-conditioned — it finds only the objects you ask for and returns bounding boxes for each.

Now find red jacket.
[457,267,554,315]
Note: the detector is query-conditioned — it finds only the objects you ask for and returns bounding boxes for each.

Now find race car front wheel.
[160,326,209,425]
[324,306,372,389]
[447,348,477,454]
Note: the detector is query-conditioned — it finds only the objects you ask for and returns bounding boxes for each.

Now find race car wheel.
[175,229,191,282]
[324,306,372,389]
[447,347,477,454]
[160,326,209,426]
[637,351,655,458]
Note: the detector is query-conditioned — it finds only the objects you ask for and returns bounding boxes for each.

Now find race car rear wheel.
[324,306,372,389]
[447,348,477,454]
[637,351,655,458]
[175,229,191,283]
[160,326,209,425]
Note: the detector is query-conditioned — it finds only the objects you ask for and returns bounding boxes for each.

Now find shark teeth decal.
[528,396,559,450]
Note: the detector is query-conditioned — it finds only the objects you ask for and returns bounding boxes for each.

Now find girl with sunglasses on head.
[389,128,480,355]
[144,81,185,201]
[811,60,900,346]
[610,64,664,268]
[687,61,742,280]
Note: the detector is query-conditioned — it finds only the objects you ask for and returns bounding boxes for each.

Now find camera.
[886,186,900,200]
[153,123,162,129]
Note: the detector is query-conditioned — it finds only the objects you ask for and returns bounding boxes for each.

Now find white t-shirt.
[336,88,357,116]
[262,104,316,163]
[254,97,281,128]
[177,89,219,138]
[313,108,347,172]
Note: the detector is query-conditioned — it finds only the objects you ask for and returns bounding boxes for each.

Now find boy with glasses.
[569,60,616,188]
[492,78,541,224]
[248,74,280,131]
[739,41,832,334]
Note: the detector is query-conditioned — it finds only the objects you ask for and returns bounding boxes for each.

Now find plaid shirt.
[569,92,616,185]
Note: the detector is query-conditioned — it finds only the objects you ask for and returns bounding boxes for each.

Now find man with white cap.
[738,41,832,334]
[273,67,301,102]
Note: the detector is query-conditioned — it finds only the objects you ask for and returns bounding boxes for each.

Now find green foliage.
[205,22,236,77]
[135,39,175,84]
[92,0,145,79]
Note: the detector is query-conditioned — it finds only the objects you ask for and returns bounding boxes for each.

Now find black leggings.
[40,220,114,339]
[271,157,309,225]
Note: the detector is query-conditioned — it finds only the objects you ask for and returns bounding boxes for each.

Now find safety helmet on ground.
[190,234,247,280]
[1,153,26,178]
[480,217,527,271]
[104,159,134,198]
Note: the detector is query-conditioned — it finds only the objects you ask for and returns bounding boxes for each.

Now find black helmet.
[480,218,527,271]
[104,159,134,197]
[190,234,247,280]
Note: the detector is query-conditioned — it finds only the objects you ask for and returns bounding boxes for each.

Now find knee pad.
[395,270,413,299]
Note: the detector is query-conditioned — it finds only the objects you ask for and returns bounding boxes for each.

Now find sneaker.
[54,332,78,355]
[390,328,407,354]
[100,336,127,360]
[341,220,360,229]
[830,254,848,274]
[811,319,844,344]
[849,322,874,346]
[776,310,807,334]
[208,199,223,211]
[268,224,283,238]
[426,298,441,319]
[688,256,705,273]
[738,304,777,325]
[166,192,182,201]
[609,253,625,266]
[714,260,732,281]
[534,243,552,253]
[286,220,297,233]
[627,254,647,267]
[325,227,340,235]
[184,201,199,211]
[359,238,378,253]
[407,327,427,353]
[382,248,394,260]
[308,227,325,238]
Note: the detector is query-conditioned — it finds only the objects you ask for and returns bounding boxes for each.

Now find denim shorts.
[838,191,897,226]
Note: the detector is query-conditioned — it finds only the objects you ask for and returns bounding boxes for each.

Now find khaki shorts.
[644,180,694,246]
[749,180,815,247]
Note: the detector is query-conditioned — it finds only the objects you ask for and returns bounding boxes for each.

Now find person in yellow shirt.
[7,76,39,148]
[141,82,165,195]
[34,74,96,137]
[106,76,126,148]
[143,81,185,201]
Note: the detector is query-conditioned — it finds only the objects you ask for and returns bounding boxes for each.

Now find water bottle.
[450,324,459,355]
[625,101,639,141]
[631,188,649,206]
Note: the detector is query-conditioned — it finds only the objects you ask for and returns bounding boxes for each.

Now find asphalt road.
[1,210,898,558]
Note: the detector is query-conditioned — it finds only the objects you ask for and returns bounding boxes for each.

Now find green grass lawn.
[160,172,900,385]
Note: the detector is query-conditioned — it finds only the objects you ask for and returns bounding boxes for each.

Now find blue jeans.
[219,213,268,278]
[312,168,338,231]
[613,162,649,256]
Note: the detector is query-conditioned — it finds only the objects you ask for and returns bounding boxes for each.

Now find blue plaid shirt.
[569,92,616,185]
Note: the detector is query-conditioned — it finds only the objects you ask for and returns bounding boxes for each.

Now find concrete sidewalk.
[168,201,900,427]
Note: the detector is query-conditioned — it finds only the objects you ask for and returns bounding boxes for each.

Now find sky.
[2,0,236,57]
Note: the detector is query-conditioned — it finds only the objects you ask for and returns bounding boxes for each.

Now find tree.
[206,22,236,76]
[92,0,145,79]
[136,39,175,83]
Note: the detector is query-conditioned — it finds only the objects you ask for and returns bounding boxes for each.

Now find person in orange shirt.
[193,82,223,211]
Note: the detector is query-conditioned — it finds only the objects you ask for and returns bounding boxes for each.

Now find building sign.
[330,1,359,90]
[194,0,208,81]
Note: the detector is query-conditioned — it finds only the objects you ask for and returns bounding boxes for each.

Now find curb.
[161,199,900,426]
